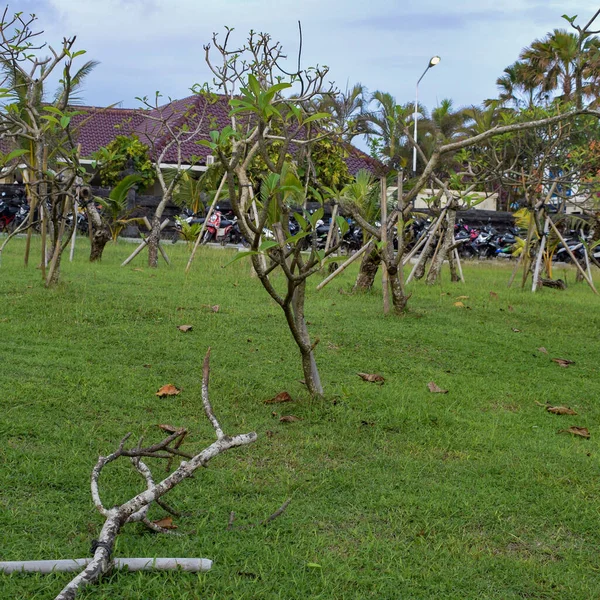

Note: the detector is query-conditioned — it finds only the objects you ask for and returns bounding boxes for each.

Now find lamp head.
[429,56,441,68]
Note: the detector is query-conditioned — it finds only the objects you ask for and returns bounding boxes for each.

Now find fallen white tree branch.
[46,348,257,600]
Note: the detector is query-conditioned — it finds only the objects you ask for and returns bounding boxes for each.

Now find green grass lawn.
[1,238,599,599]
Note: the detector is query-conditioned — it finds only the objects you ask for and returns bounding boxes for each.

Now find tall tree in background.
[0,10,97,286]
[316,82,367,142]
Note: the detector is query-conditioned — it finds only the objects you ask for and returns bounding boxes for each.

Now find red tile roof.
[69,95,387,175]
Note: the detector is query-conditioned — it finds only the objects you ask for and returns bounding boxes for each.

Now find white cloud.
[18,0,600,112]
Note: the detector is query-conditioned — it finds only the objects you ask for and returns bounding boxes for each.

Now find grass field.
[1,237,599,599]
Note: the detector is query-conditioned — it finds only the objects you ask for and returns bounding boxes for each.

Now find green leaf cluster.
[94,135,155,191]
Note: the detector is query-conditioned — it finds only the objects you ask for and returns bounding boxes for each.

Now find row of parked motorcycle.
[0,191,89,234]
[3,190,597,264]
[175,207,600,264]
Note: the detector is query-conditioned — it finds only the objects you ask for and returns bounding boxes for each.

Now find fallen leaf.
[133,268,143,272]
[455,295,469,300]
[327,341,340,350]
[211,304,220,313]
[508,305,514,312]
[177,324,193,332]
[357,372,385,384]
[279,415,302,423]
[547,406,578,416]
[559,426,590,439]
[428,381,448,394]
[454,301,465,308]
[156,384,181,397]
[158,423,185,433]
[538,347,548,354]
[264,391,293,404]
[152,516,178,530]
[512,328,521,333]
[490,291,498,299]
[265,430,275,438]
[552,358,575,368]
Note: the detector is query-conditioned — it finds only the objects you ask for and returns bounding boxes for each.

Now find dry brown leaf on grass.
[456,295,469,300]
[538,347,548,354]
[357,373,385,384]
[508,305,514,312]
[152,516,178,529]
[490,291,498,299]
[158,423,185,433]
[264,391,293,404]
[552,358,575,367]
[454,301,465,308]
[512,328,521,333]
[547,406,578,416]
[428,381,448,394]
[177,324,193,332]
[156,384,181,398]
[132,268,143,272]
[559,426,590,439]
[279,415,302,423]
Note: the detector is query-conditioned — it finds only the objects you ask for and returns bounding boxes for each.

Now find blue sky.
[18,0,599,113]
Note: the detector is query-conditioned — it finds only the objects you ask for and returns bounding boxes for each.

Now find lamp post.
[413,55,440,174]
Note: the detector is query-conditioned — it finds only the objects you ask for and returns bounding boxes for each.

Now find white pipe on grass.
[0,558,212,574]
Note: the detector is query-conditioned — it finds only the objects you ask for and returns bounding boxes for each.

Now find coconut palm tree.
[518,29,600,107]
[316,83,367,142]
[492,61,546,109]
[362,91,418,169]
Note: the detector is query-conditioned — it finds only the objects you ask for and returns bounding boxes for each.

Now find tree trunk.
[147,215,161,268]
[387,264,410,314]
[449,250,460,282]
[353,247,381,291]
[412,237,435,281]
[85,199,111,262]
[89,228,111,262]
[427,208,456,284]
[292,280,323,396]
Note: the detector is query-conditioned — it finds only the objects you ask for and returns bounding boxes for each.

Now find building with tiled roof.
[71,94,385,177]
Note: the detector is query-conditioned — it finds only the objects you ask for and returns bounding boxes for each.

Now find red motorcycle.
[201,210,238,245]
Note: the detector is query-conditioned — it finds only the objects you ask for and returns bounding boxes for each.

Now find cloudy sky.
[19,0,599,113]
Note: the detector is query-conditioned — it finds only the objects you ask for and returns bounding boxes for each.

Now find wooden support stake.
[323,203,338,261]
[380,177,390,314]
[453,248,465,283]
[316,241,373,291]
[548,218,598,294]
[69,200,78,262]
[185,174,227,274]
[23,169,33,267]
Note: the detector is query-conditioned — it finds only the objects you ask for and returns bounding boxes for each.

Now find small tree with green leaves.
[200,29,348,396]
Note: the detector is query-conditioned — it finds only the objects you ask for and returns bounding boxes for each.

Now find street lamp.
[413,55,440,174]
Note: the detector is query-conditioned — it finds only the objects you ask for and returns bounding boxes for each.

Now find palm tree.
[492,61,546,109]
[316,83,367,142]
[518,29,600,107]
[362,91,417,169]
